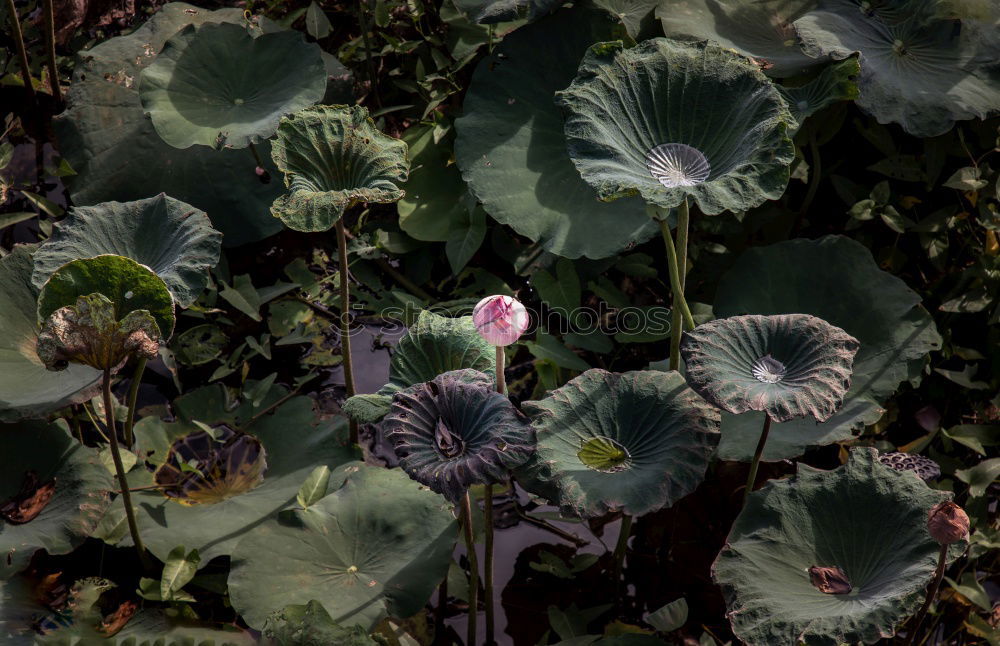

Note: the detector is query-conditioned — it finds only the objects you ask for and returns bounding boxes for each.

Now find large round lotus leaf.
[31,194,222,308]
[37,255,176,341]
[381,369,535,502]
[454,6,658,259]
[130,393,359,564]
[713,448,957,645]
[0,246,100,422]
[711,236,941,461]
[343,310,496,424]
[138,21,326,149]
[555,38,796,214]
[51,3,286,246]
[680,314,859,423]
[519,369,720,518]
[0,421,112,579]
[229,465,458,630]
[453,0,562,23]
[793,0,1000,137]
[270,105,410,232]
[657,0,824,77]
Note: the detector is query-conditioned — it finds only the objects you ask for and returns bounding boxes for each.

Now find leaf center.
[752,354,787,384]
[578,436,631,473]
[645,143,711,188]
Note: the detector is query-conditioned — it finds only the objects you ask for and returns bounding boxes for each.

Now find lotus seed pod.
[808,566,852,595]
[473,295,529,346]
[927,501,969,545]
[877,451,941,481]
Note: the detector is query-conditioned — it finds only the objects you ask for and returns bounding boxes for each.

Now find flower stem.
[743,414,773,505]
[42,0,61,104]
[435,575,448,643]
[123,358,146,449]
[102,370,151,570]
[612,514,633,611]
[461,491,479,646]
[336,219,358,445]
[3,0,35,100]
[658,216,695,371]
[668,199,691,371]
[905,544,949,646]
[483,344,505,645]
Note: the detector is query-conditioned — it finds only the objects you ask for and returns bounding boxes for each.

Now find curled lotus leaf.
[0,246,100,422]
[519,369,720,518]
[453,0,562,23]
[710,236,941,461]
[555,38,796,214]
[31,194,222,308]
[37,293,162,373]
[793,0,1000,137]
[657,0,824,77]
[381,369,535,502]
[777,56,860,131]
[713,448,959,645]
[454,6,659,259]
[138,21,326,149]
[680,313,860,423]
[0,421,112,579]
[270,105,410,232]
[37,255,175,342]
[228,465,458,630]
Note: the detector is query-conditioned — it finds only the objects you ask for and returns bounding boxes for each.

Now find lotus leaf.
[657,0,823,77]
[0,246,100,422]
[555,38,796,214]
[793,0,1000,137]
[680,314,859,423]
[454,6,659,259]
[52,3,285,246]
[31,194,222,308]
[0,421,111,579]
[270,105,410,232]
[37,255,176,342]
[777,56,860,130]
[343,310,495,424]
[711,236,941,461]
[138,21,326,149]
[262,600,380,645]
[593,0,661,39]
[129,388,359,563]
[713,448,958,645]
[519,369,720,518]
[453,0,562,22]
[152,427,268,506]
[228,465,458,630]
[381,369,535,502]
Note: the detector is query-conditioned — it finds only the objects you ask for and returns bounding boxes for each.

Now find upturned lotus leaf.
[269,105,409,232]
[713,448,960,645]
[454,6,659,259]
[37,255,176,342]
[343,310,495,424]
[52,3,286,246]
[519,369,720,518]
[793,0,1000,137]
[680,314,859,423]
[381,369,535,502]
[36,293,161,373]
[228,465,458,630]
[138,21,326,149]
[0,421,111,579]
[453,0,561,22]
[710,236,941,461]
[31,194,222,308]
[0,246,100,422]
[555,38,796,214]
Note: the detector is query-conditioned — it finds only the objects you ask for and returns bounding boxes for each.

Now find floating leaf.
[153,427,268,506]
[519,369,719,518]
[713,448,958,645]
[262,600,379,645]
[173,323,229,366]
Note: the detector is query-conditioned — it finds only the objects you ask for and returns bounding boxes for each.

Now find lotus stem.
[612,513,633,611]
[101,370,151,570]
[793,134,821,235]
[123,358,146,448]
[484,344,504,644]
[69,405,84,444]
[355,0,382,108]
[3,0,35,100]
[669,199,691,371]
[435,575,448,644]
[460,490,479,646]
[743,414,773,505]
[905,543,949,646]
[42,0,61,103]
[658,217,695,366]
[336,219,359,445]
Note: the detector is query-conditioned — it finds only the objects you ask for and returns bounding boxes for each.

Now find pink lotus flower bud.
[473,295,529,346]
[927,501,969,545]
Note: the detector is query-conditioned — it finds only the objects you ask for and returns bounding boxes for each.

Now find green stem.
[42,0,61,103]
[484,344,504,644]
[658,217,696,356]
[461,491,479,646]
[336,219,358,445]
[435,575,448,644]
[356,0,382,108]
[495,345,506,395]
[69,405,84,444]
[3,0,35,99]
[669,199,690,371]
[612,514,633,611]
[102,370,151,570]
[743,415,772,505]
[905,544,949,646]
[123,358,146,448]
